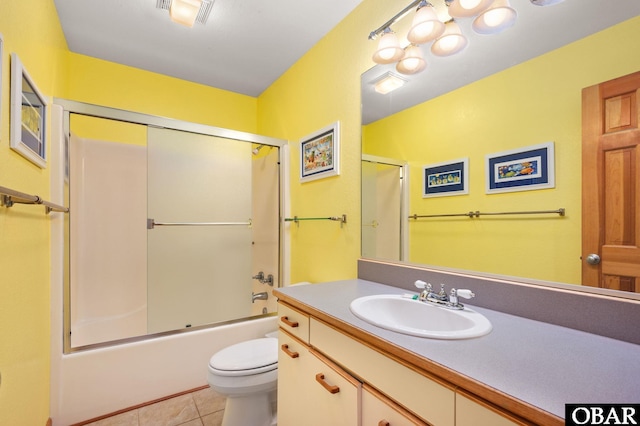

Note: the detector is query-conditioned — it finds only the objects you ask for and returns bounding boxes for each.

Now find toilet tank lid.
[209,338,278,371]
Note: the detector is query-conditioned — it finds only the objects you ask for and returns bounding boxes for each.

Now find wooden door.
[582,71,640,292]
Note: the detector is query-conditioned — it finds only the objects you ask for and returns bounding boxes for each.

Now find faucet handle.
[451,288,475,299]
[414,280,427,289]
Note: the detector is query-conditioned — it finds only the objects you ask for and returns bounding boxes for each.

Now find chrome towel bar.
[284,214,347,226]
[0,185,69,214]
[410,208,565,220]
[147,218,252,229]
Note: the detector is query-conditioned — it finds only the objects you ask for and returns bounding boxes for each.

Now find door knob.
[585,253,601,265]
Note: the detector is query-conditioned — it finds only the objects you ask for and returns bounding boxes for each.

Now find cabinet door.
[305,349,360,426]
[278,330,312,425]
[362,384,429,426]
[456,392,528,426]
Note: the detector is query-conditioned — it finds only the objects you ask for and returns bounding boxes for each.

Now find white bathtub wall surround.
[251,146,281,315]
[358,259,640,345]
[70,135,148,346]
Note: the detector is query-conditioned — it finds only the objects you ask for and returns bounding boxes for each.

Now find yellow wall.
[363,16,640,284]
[0,1,67,425]
[0,1,256,424]
[65,53,257,133]
[257,0,409,283]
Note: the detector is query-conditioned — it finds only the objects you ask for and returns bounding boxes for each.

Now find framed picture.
[10,52,48,168]
[300,121,340,182]
[423,158,469,198]
[486,142,554,194]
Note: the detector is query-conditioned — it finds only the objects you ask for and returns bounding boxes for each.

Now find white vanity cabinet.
[277,301,529,426]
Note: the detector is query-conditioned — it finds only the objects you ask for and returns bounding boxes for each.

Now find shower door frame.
[54,98,289,353]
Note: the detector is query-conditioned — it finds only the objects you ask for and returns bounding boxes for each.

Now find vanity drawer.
[456,391,530,426]
[278,302,310,344]
[362,384,429,426]
[310,318,455,426]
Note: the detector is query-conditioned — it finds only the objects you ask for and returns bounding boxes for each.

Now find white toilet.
[207,331,279,426]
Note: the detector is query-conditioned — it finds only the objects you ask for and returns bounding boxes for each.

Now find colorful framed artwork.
[299,121,340,183]
[422,158,469,198]
[486,142,555,194]
[10,52,48,168]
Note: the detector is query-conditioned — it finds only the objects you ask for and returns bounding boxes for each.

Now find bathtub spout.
[252,292,269,303]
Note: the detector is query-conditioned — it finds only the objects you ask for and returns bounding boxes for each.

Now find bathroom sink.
[349,294,492,339]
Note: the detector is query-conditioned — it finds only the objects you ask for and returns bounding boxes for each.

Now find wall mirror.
[10,53,47,168]
[361,0,640,297]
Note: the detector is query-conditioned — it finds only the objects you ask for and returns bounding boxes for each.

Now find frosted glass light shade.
[396,45,427,75]
[472,0,517,34]
[407,5,445,44]
[372,30,404,64]
[431,21,468,57]
[170,0,202,27]
[447,0,494,18]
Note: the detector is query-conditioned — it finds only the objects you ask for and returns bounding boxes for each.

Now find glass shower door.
[147,127,253,333]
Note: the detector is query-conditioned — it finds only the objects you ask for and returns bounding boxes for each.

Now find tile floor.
[82,387,226,426]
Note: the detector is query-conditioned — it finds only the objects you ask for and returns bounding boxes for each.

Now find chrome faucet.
[252,291,269,303]
[414,280,475,310]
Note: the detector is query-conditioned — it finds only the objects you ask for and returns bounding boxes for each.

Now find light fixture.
[372,28,405,64]
[156,0,214,27]
[373,72,407,95]
[396,44,427,75]
[407,2,445,44]
[446,0,494,18]
[472,0,517,34]
[431,21,468,57]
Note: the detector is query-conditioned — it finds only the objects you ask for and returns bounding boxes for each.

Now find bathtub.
[50,106,281,424]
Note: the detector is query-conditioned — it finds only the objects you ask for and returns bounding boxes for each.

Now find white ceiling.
[52,0,640,116]
[362,0,640,124]
[53,0,365,97]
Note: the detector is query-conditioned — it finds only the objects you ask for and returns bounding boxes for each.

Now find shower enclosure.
[59,100,285,351]
[361,154,408,262]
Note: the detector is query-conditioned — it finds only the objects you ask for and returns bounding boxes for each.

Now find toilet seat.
[208,337,278,377]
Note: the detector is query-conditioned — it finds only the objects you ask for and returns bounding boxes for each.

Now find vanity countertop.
[274,279,640,424]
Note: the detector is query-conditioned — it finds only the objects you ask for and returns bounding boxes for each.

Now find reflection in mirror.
[361,155,408,261]
[64,111,281,350]
[361,1,640,294]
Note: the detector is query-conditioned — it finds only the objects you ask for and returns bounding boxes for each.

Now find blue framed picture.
[486,142,555,194]
[422,158,469,198]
